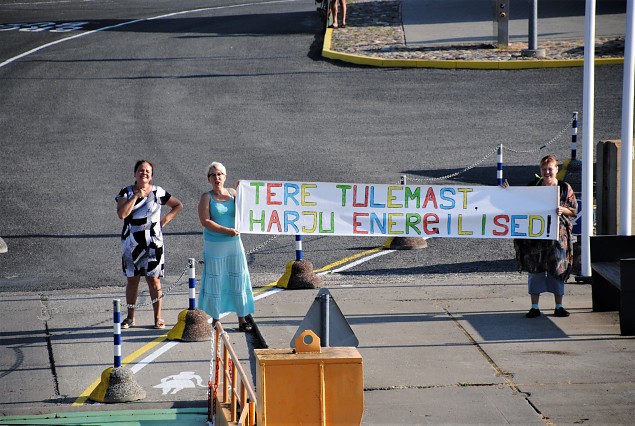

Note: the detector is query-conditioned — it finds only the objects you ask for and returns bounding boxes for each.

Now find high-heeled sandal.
[238,322,253,332]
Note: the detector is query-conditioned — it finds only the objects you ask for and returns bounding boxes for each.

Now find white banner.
[236,180,559,240]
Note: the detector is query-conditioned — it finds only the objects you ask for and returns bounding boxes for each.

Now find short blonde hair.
[540,155,558,168]
[206,161,226,178]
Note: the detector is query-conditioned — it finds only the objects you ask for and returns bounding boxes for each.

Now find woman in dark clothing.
[504,155,578,318]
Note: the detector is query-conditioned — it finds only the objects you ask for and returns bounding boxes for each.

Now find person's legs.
[549,275,569,317]
[526,293,541,317]
[526,273,545,318]
[341,0,347,26]
[146,276,164,327]
[331,0,339,28]
[125,276,141,325]
[238,316,252,332]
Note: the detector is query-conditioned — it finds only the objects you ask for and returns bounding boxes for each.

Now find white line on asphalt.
[130,340,179,374]
[0,0,300,69]
[321,249,395,274]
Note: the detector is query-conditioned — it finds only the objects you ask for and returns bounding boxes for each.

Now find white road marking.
[1,0,299,69]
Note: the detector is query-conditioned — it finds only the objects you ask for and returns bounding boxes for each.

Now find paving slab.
[1,270,635,425]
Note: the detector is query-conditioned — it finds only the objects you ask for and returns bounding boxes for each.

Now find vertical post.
[528,0,537,50]
[400,175,406,186]
[295,235,303,261]
[571,112,578,160]
[320,293,330,347]
[497,144,504,185]
[188,258,196,310]
[496,0,509,49]
[581,0,597,277]
[522,0,546,57]
[113,299,122,368]
[620,0,634,236]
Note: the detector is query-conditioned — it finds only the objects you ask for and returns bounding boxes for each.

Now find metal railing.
[208,322,257,425]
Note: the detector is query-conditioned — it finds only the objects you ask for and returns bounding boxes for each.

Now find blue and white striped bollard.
[497,144,504,186]
[188,258,196,310]
[113,299,122,368]
[295,235,303,261]
[571,111,578,160]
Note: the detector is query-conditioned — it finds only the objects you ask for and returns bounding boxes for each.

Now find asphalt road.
[0,0,625,294]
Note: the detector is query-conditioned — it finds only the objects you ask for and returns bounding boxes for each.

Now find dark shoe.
[239,322,253,332]
[526,308,541,318]
[554,307,570,317]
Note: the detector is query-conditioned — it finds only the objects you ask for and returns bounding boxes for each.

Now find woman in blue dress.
[197,162,255,331]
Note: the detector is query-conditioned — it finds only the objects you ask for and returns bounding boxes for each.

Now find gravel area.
[329,0,625,61]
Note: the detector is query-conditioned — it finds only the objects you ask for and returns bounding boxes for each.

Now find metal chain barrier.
[403,118,571,184]
[208,326,220,422]
[121,265,188,309]
[502,121,571,154]
[405,146,499,183]
[245,234,279,256]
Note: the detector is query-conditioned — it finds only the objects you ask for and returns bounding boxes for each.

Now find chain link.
[121,265,188,309]
[245,234,279,256]
[502,121,571,154]
[405,146,499,183]
[209,326,219,421]
[403,119,571,184]
[122,234,277,310]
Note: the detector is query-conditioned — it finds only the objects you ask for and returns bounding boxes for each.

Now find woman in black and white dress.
[116,160,183,329]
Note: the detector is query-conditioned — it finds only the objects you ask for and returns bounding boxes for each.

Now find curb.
[322,28,625,69]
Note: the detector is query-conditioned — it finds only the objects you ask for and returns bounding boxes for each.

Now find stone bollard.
[287,260,322,290]
[389,236,428,250]
[167,259,212,341]
[90,367,146,403]
[167,308,212,342]
[89,299,146,403]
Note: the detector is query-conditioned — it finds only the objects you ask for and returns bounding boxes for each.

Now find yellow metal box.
[254,331,363,425]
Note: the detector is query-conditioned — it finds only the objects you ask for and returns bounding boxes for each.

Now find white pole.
[581,0,596,277]
[620,0,634,236]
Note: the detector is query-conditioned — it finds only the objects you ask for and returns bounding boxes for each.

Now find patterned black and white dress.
[116,185,172,278]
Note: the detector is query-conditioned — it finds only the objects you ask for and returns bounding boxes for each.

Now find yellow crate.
[254,330,364,425]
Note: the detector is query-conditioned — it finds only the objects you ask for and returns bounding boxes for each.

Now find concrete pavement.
[323,0,626,67]
[1,270,634,425]
[402,0,626,46]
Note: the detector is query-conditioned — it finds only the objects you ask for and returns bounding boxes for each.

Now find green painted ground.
[0,408,208,425]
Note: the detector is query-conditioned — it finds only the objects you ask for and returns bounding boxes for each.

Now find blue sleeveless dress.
[198,193,255,319]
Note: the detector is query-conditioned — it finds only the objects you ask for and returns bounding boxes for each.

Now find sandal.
[121,317,135,329]
[154,319,165,329]
[238,322,253,332]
